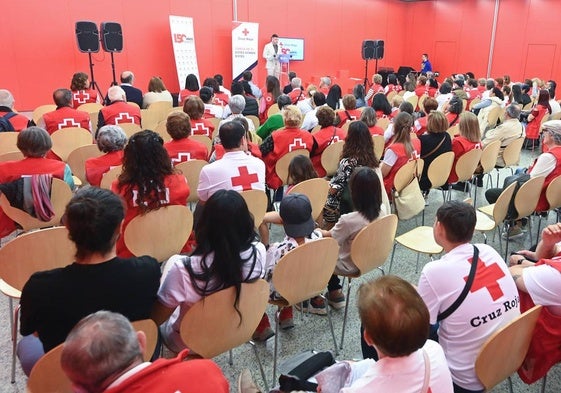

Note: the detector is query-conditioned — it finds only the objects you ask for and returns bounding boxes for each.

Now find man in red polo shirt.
[38,89,91,134]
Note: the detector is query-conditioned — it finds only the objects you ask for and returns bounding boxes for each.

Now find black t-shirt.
[20,256,161,352]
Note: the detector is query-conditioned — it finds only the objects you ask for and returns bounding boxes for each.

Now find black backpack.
[0,112,17,132]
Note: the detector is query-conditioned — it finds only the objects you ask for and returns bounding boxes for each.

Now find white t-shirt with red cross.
[523,257,561,315]
[417,243,520,391]
[197,150,265,202]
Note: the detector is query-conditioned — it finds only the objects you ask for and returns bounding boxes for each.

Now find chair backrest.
[405,94,419,109]
[32,104,57,125]
[0,151,24,162]
[146,100,173,115]
[153,120,172,142]
[66,144,103,184]
[546,175,561,210]
[376,117,390,131]
[50,127,93,162]
[189,134,213,156]
[209,117,222,138]
[393,159,417,193]
[275,149,310,187]
[513,176,546,219]
[0,178,73,232]
[0,227,75,295]
[479,140,501,174]
[175,159,208,203]
[502,137,525,167]
[272,238,339,305]
[350,214,398,274]
[446,124,459,138]
[475,305,542,391]
[287,178,330,222]
[418,95,427,112]
[320,141,344,177]
[311,125,321,134]
[124,205,193,262]
[180,279,270,358]
[167,106,183,116]
[341,120,356,133]
[491,182,517,225]
[99,165,122,190]
[468,98,481,110]
[26,318,160,393]
[372,135,385,160]
[0,132,19,155]
[246,115,260,131]
[140,108,161,130]
[427,151,455,189]
[239,190,268,227]
[454,148,483,183]
[267,103,280,118]
[486,106,502,128]
[118,122,142,138]
[77,103,103,113]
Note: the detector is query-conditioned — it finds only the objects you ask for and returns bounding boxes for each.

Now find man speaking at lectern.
[263,34,281,79]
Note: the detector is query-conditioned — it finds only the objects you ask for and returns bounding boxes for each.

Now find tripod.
[109,52,117,86]
[363,58,380,89]
[87,51,105,101]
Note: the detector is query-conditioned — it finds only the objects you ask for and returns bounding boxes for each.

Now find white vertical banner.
[169,15,200,90]
[232,22,259,81]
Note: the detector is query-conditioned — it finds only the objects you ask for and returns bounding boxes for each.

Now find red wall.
[3,0,561,110]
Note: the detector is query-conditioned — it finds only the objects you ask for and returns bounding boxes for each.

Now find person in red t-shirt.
[335,95,362,129]
[85,125,127,187]
[359,107,385,137]
[163,111,208,164]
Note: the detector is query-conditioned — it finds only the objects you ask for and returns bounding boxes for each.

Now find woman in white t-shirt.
[152,190,267,352]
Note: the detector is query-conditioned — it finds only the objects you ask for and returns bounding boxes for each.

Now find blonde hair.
[426,111,448,134]
[282,105,303,127]
[458,112,481,142]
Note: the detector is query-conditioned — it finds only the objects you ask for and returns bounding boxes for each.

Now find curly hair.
[341,121,379,167]
[70,72,89,91]
[116,130,175,213]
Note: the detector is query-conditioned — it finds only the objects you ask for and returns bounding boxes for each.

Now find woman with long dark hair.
[259,75,281,123]
[112,130,190,257]
[153,190,266,352]
[525,89,553,148]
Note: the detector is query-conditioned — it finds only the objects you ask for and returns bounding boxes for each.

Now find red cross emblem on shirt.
[115,112,135,124]
[73,90,90,104]
[191,122,210,137]
[58,118,80,129]
[242,28,249,36]
[464,257,506,301]
[288,138,307,152]
[171,152,191,165]
[231,166,259,190]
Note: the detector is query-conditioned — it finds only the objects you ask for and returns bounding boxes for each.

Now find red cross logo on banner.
[115,112,135,124]
[171,152,191,165]
[288,138,307,152]
[242,28,250,36]
[58,118,80,129]
[464,258,506,301]
[191,122,210,137]
[73,91,90,104]
[231,166,259,190]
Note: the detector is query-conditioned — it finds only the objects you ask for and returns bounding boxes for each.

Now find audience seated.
[419,111,452,192]
[257,94,291,140]
[199,85,224,119]
[70,72,100,109]
[143,76,173,109]
[311,106,347,177]
[335,95,361,128]
[98,86,141,132]
[220,94,256,132]
[481,104,524,167]
[116,70,143,108]
[178,73,200,106]
[163,111,208,164]
[183,96,215,138]
[259,75,281,123]
[448,112,482,184]
[38,88,91,133]
[85,125,127,186]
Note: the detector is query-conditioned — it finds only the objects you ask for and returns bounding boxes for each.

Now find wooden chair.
[311,125,321,134]
[0,151,24,162]
[99,165,122,190]
[320,141,344,177]
[153,120,172,142]
[468,98,481,111]
[426,151,455,201]
[269,238,340,383]
[545,175,561,223]
[26,318,160,393]
[124,205,193,262]
[0,226,75,382]
[386,91,397,102]
[175,159,208,204]
[77,102,103,113]
[141,108,161,130]
[389,225,443,274]
[418,94,428,112]
[180,280,270,390]
[448,148,482,200]
[495,137,525,186]
[0,178,72,232]
[476,182,517,249]
[372,134,385,160]
[405,94,419,109]
[339,214,398,348]
[240,190,268,227]
[274,149,310,188]
[189,134,213,156]
[446,124,459,138]
[32,104,57,125]
[0,132,19,155]
[341,120,356,132]
[146,100,173,121]
[475,305,542,392]
[66,144,102,185]
[486,106,502,129]
[478,140,501,198]
[267,103,280,117]
[209,117,222,138]
[50,127,93,162]
[246,115,260,130]
[522,102,533,111]
[167,106,183,116]
[287,178,330,222]
[118,122,142,138]
[376,117,390,131]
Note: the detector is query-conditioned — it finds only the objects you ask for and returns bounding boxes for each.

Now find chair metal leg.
[319,293,338,355]
[249,340,269,392]
[228,349,233,366]
[11,305,20,384]
[388,242,397,273]
[339,279,352,349]
[415,253,421,273]
[272,307,281,385]
[541,374,547,393]
[8,297,13,334]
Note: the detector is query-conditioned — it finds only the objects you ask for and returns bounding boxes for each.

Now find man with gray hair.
[481,104,525,167]
[61,311,229,393]
[319,76,332,96]
[0,89,31,131]
[119,70,143,108]
[98,85,141,134]
[288,77,305,104]
[38,88,92,134]
[219,94,255,132]
[85,125,127,186]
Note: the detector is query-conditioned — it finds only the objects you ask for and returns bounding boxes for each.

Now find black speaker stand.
[109,52,117,86]
[87,51,105,101]
[363,59,369,88]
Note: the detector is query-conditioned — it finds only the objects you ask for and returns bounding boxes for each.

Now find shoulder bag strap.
[420,349,431,393]
[437,245,479,321]
[421,134,447,159]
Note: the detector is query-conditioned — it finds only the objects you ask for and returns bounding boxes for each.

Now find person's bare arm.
[535,223,561,259]
[508,263,532,293]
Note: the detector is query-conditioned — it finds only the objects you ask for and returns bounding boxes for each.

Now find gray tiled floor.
[0,147,559,392]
